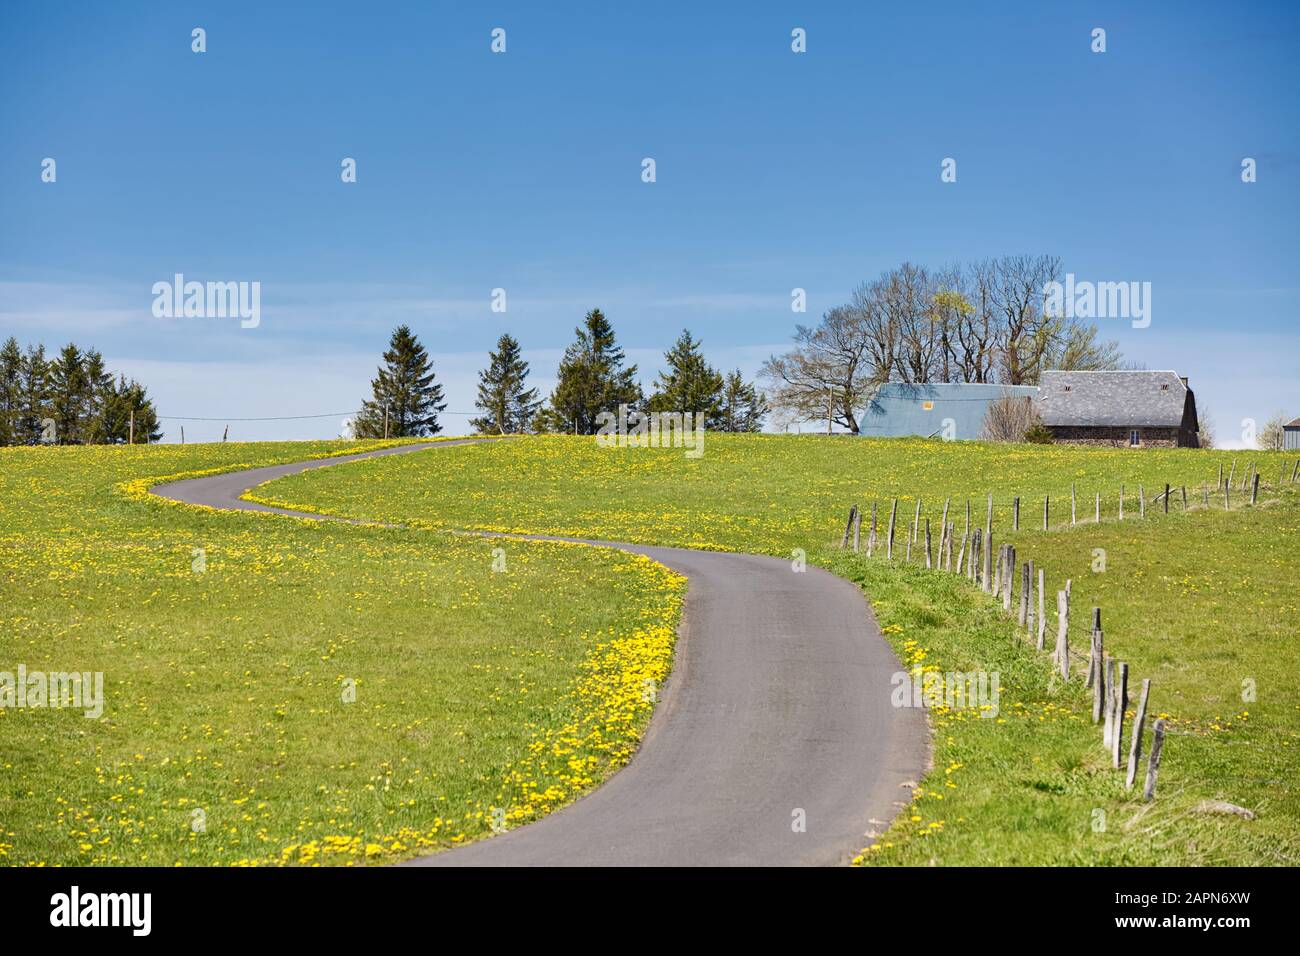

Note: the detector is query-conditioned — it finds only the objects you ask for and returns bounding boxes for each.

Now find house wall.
[1048,425,1183,448]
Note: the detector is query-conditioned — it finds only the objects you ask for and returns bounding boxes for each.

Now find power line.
[157,410,478,421]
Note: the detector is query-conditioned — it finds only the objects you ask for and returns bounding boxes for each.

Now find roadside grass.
[250,434,1300,865]
[0,441,683,866]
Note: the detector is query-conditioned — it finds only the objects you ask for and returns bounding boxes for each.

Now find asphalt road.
[152,439,928,866]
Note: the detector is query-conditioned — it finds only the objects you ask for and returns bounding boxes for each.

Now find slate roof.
[1037,370,1189,428]
[857,382,1038,440]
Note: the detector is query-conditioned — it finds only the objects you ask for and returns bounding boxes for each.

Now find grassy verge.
[0,441,683,866]
[248,434,1300,865]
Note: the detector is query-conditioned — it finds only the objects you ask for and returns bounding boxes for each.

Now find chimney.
[1179,376,1189,388]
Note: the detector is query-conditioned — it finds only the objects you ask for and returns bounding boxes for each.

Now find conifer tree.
[647,329,724,426]
[538,309,642,434]
[471,333,540,434]
[717,368,769,432]
[354,325,446,438]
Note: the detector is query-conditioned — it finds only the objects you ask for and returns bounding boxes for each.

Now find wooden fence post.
[887,499,898,561]
[1013,496,1020,531]
[982,530,993,592]
[1111,663,1129,768]
[1026,559,1036,635]
[941,498,950,543]
[957,531,967,576]
[1119,484,1125,520]
[1036,568,1046,650]
[1055,589,1070,680]
[1143,720,1166,801]
[924,518,932,569]
[1071,483,1077,525]
[1019,562,1029,627]
[1164,483,1170,514]
[867,501,878,557]
[1043,495,1049,531]
[913,499,922,544]
[1095,491,1100,523]
[1251,472,1260,505]
[905,532,912,563]
[1139,485,1146,518]
[841,506,856,549]
[1181,486,1188,511]
[1085,607,1101,689]
[1091,616,1105,724]
[852,506,861,552]
[1103,657,1117,747]
[1004,546,1015,611]
[1292,459,1299,483]
[1126,678,1151,790]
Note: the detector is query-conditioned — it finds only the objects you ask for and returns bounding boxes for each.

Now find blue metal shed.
[1284,418,1300,451]
[857,382,1039,441]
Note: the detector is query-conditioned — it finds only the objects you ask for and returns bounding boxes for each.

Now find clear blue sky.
[2,1,1297,445]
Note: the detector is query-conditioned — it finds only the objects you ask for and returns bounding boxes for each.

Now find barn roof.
[1038,370,1189,428]
[857,382,1038,441]
[1286,417,1300,429]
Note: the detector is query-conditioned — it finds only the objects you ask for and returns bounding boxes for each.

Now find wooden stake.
[1164,483,1170,514]
[1126,679,1151,790]
[1085,607,1101,689]
[1143,719,1166,801]
[852,506,861,552]
[1139,485,1146,518]
[1119,484,1125,520]
[1095,491,1100,522]
[1026,559,1036,635]
[1103,657,1117,747]
[982,530,993,592]
[1013,496,1020,531]
[1018,562,1029,627]
[1251,472,1260,505]
[1036,568,1046,650]
[1071,483,1077,525]
[1055,590,1070,680]
[840,506,856,549]
[956,532,967,575]
[867,502,878,557]
[1043,495,1049,531]
[924,518,932,569]
[913,499,922,544]
[1111,663,1129,768]
[887,499,898,561]
[1091,617,1105,724]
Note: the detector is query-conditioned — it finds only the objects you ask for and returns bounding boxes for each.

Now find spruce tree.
[647,329,724,426]
[101,375,163,443]
[354,325,446,438]
[717,368,768,432]
[17,344,50,444]
[0,337,21,445]
[471,333,540,434]
[48,343,91,444]
[539,309,642,434]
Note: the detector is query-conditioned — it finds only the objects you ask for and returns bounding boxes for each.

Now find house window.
[1129,430,1140,447]
[922,401,934,410]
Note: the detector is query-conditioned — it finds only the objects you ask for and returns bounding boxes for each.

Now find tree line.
[355,312,768,438]
[0,337,162,445]
[759,255,1126,433]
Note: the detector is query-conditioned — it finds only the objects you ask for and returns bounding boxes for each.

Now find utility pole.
[180,425,185,445]
[128,409,134,445]
[222,424,228,442]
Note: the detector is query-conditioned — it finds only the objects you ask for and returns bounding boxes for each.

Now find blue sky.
[2,1,1297,445]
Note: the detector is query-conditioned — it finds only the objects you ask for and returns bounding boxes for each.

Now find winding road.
[153,439,928,866]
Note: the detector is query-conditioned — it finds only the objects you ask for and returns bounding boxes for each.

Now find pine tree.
[48,343,91,444]
[717,369,768,433]
[471,333,540,434]
[100,375,163,443]
[0,337,21,445]
[16,344,50,444]
[647,329,724,426]
[538,309,642,434]
[354,325,446,438]
[81,349,117,443]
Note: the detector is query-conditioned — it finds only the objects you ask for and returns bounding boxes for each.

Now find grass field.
[251,434,1300,865]
[0,441,683,866]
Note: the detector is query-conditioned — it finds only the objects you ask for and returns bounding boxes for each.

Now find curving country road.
[153,439,928,866]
